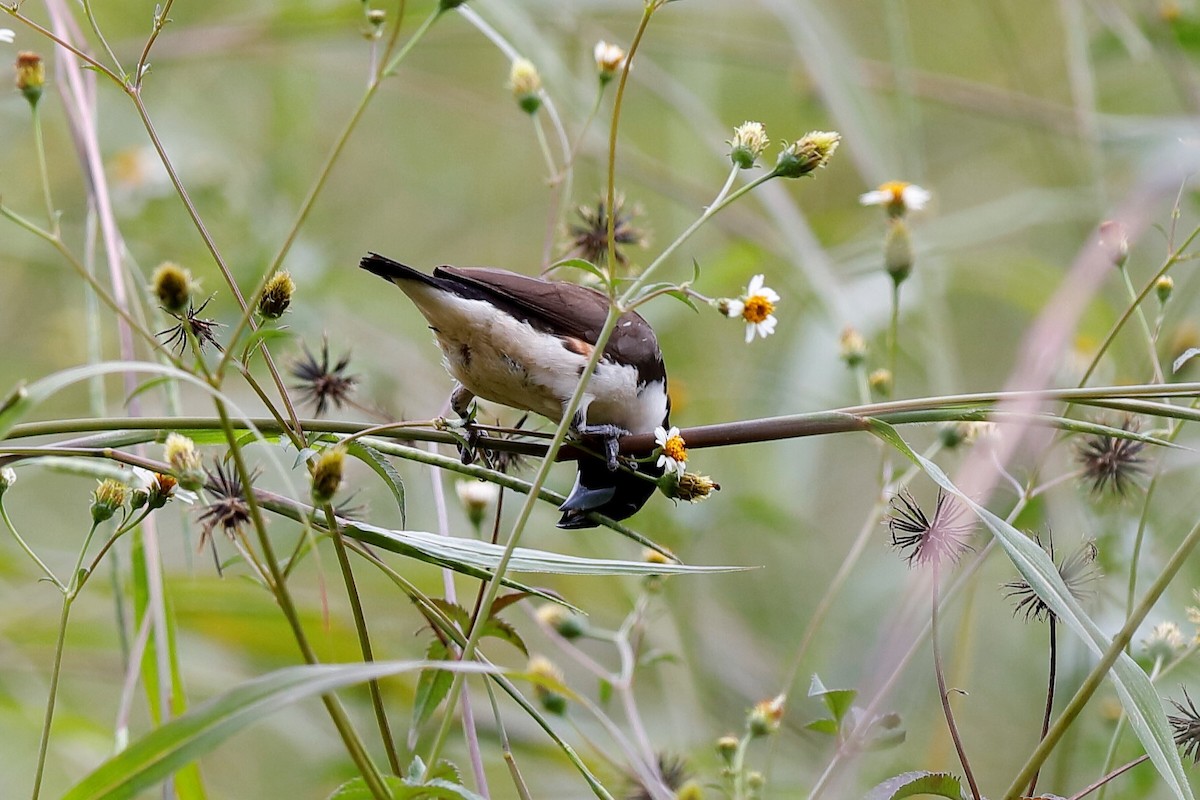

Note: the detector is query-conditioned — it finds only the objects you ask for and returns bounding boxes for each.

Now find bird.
[359,252,671,528]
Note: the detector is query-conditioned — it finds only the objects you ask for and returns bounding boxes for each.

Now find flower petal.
[746,274,765,295]
[902,184,931,210]
[859,190,889,206]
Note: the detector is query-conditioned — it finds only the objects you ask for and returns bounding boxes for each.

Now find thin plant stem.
[1029,618,1058,797]
[532,113,558,181]
[30,105,58,234]
[1,8,125,86]
[80,0,124,78]
[621,167,770,308]
[889,280,902,393]
[1001,510,1200,799]
[1118,266,1163,383]
[0,204,169,359]
[30,598,71,800]
[485,680,533,800]
[931,568,981,800]
[1079,223,1200,387]
[216,5,437,386]
[133,0,175,89]
[1067,755,1149,800]
[781,453,932,692]
[323,504,403,776]
[0,500,64,589]
[211,400,390,800]
[605,4,656,291]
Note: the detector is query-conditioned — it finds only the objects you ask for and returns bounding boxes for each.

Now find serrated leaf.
[480,616,527,656]
[871,419,1196,800]
[864,770,966,800]
[63,661,495,800]
[345,442,406,527]
[488,591,533,618]
[429,599,471,631]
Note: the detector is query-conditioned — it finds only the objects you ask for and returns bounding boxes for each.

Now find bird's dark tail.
[557,456,662,529]
[359,253,437,286]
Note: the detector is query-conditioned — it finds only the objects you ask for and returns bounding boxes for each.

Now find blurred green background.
[4,0,1200,797]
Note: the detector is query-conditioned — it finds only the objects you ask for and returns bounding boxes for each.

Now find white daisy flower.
[859,181,931,215]
[737,274,780,343]
[654,426,687,477]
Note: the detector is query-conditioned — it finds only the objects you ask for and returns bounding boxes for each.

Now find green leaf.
[410,641,453,744]
[864,771,966,800]
[805,718,838,735]
[871,420,1196,800]
[327,775,486,800]
[238,326,295,363]
[123,375,176,408]
[808,673,857,723]
[63,661,496,800]
[341,519,747,577]
[488,591,535,618]
[479,616,527,656]
[346,442,406,527]
[550,258,607,283]
[666,289,700,312]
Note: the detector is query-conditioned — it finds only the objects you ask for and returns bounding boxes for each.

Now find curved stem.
[0,500,63,589]
[931,569,981,800]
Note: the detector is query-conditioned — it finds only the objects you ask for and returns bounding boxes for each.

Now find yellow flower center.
[663,435,688,463]
[742,295,775,324]
[880,180,910,204]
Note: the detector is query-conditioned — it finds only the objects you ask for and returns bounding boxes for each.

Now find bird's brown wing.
[435,266,665,380]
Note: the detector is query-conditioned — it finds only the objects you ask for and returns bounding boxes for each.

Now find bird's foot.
[571,417,628,472]
[446,384,482,465]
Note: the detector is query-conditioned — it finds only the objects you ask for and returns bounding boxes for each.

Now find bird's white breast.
[399,284,666,434]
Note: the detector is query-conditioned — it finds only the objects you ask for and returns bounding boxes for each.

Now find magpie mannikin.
[360,253,671,528]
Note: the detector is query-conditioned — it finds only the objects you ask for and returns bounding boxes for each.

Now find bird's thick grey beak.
[558,477,617,512]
